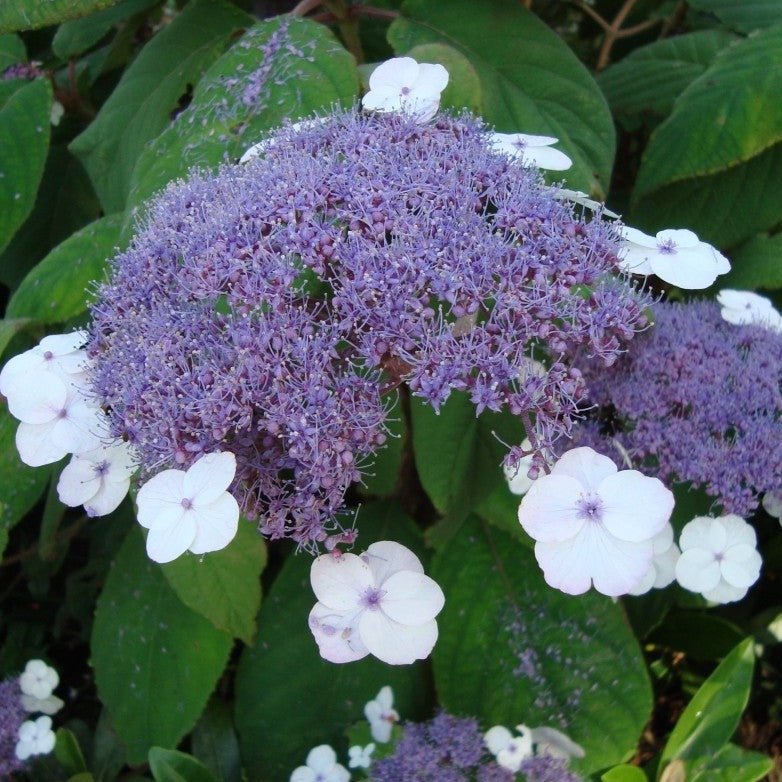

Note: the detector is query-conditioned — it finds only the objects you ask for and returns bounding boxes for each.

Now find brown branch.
[1,517,88,568]
[351,4,399,21]
[617,17,662,39]
[290,0,323,16]
[596,0,640,70]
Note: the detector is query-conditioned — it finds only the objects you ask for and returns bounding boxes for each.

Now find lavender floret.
[0,678,25,777]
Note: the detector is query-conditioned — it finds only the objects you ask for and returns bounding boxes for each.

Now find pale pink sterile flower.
[628,523,680,596]
[763,490,782,520]
[364,685,399,743]
[290,745,350,782]
[57,440,138,517]
[484,725,533,772]
[15,715,56,761]
[490,133,573,171]
[308,540,445,665]
[618,226,730,289]
[362,56,449,122]
[518,446,675,596]
[717,289,782,332]
[136,451,240,563]
[675,515,762,604]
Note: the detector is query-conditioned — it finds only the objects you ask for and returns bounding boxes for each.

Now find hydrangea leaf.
[0,78,52,256]
[388,0,615,196]
[649,611,745,662]
[405,42,482,115]
[125,16,359,218]
[688,0,782,33]
[687,743,773,782]
[634,24,782,201]
[0,33,25,68]
[598,30,736,125]
[411,391,523,525]
[721,232,782,290]
[601,766,647,782]
[91,526,233,764]
[235,501,430,780]
[160,520,266,645]
[191,698,242,782]
[148,747,220,782]
[358,394,405,498]
[0,0,120,33]
[432,516,652,775]
[69,0,253,213]
[0,317,35,357]
[659,638,754,770]
[7,214,123,324]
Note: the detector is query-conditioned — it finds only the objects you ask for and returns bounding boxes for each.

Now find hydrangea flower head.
[309,540,444,665]
[362,56,448,122]
[90,109,649,548]
[290,745,349,782]
[0,678,26,777]
[618,227,730,288]
[490,133,573,171]
[518,446,674,596]
[574,300,782,515]
[675,515,762,604]
[717,289,782,331]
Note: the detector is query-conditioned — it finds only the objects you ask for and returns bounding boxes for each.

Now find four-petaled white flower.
[518,447,674,596]
[553,188,619,218]
[362,56,449,123]
[19,659,64,716]
[136,452,240,563]
[348,743,375,770]
[15,715,56,761]
[628,523,680,596]
[308,540,445,665]
[290,745,350,782]
[484,724,533,772]
[763,490,782,520]
[528,726,585,761]
[490,133,573,171]
[503,438,537,496]
[57,440,138,517]
[618,227,730,289]
[675,515,762,604]
[717,289,782,332]
[364,685,399,743]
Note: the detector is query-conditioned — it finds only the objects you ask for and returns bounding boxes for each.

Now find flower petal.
[523,145,573,171]
[702,580,747,604]
[145,515,197,563]
[517,474,586,543]
[184,451,236,504]
[307,744,338,773]
[308,602,368,663]
[363,540,423,585]
[57,456,101,507]
[551,446,617,490]
[368,56,419,91]
[136,470,187,530]
[675,548,721,592]
[310,552,373,610]
[650,249,719,290]
[359,611,438,665]
[7,371,66,424]
[85,478,131,517]
[39,331,88,354]
[16,421,67,466]
[188,493,240,555]
[598,470,673,542]
[412,63,449,94]
[0,351,45,398]
[720,546,762,588]
[379,570,444,626]
[484,726,514,756]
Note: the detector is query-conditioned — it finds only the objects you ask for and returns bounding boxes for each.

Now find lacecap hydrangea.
[89,107,649,547]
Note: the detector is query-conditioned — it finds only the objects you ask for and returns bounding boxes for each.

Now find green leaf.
[0,33,25,68]
[388,0,615,195]
[0,0,120,33]
[659,638,754,772]
[235,501,430,780]
[359,393,404,498]
[191,697,241,782]
[91,526,233,763]
[69,0,253,213]
[148,748,219,782]
[160,520,266,645]
[7,214,123,323]
[598,30,736,123]
[602,766,648,782]
[687,743,773,782]
[126,16,359,215]
[689,0,782,33]
[411,391,522,523]
[405,42,482,115]
[432,516,652,775]
[0,78,52,255]
[635,25,782,200]
[53,0,161,59]
[721,232,782,290]
[0,407,52,537]
[649,611,745,661]
[55,728,89,775]
[631,141,782,249]
[0,317,36,357]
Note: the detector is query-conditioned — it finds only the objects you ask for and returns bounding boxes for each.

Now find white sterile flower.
[528,726,585,760]
[484,725,533,772]
[553,188,619,218]
[290,745,350,782]
[57,440,138,517]
[15,715,56,761]
[12,372,107,467]
[518,446,674,596]
[503,438,536,496]
[348,743,375,769]
[136,451,240,563]
[628,523,681,596]
[763,490,782,520]
[362,56,449,123]
[675,515,762,604]
[308,540,445,665]
[717,289,782,332]
[364,685,399,743]
[618,226,730,289]
[490,133,573,171]
[19,660,58,701]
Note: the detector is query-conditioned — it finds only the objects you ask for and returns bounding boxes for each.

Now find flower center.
[360,586,385,611]
[576,493,604,523]
[400,86,411,96]
[657,238,678,255]
[181,497,194,510]
[43,350,54,360]
[93,461,110,478]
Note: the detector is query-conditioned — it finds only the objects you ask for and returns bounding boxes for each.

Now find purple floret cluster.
[90,109,647,546]
[0,678,25,778]
[574,300,782,515]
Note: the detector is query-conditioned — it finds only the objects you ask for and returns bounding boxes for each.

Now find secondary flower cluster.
[572,300,782,516]
[88,95,649,547]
